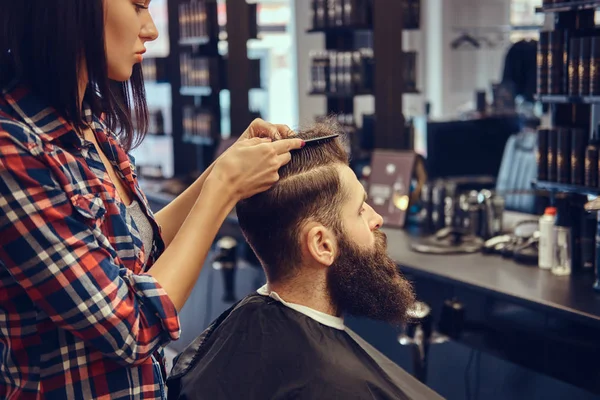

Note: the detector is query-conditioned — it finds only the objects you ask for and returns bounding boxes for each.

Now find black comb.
[302,133,339,146]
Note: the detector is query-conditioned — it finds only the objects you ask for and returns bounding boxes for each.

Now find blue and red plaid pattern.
[0,81,181,399]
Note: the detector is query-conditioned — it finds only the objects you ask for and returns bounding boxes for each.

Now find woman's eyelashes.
[134,3,148,13]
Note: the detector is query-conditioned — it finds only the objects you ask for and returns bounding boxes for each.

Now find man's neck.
[267,277,338,317]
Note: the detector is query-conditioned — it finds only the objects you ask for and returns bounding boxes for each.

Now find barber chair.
[495,130,538,214]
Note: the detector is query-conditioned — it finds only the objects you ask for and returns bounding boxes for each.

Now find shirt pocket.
[69,192,107,228]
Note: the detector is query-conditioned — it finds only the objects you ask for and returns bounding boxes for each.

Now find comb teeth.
[302,133,340,146]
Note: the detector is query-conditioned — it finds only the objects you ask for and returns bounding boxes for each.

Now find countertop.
[383,228,600,327]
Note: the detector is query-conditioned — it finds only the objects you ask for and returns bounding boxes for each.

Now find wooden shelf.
[306,25,420,34]
[182,135,214,145]
[533,181,600,196]
[180,86,213,96]
[306,25,372,34]
[536,0,600,13]
[179,36,212,46]
[309,90,420,98]
[537,95,600,104]
[308,90,372,98]
[144,80,171,85]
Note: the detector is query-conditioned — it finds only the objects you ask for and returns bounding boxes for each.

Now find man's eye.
[135,3,148,13]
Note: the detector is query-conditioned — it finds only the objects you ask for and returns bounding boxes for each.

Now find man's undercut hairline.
[279,160,347,184]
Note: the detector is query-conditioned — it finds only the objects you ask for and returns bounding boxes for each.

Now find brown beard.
[327,230,415,324]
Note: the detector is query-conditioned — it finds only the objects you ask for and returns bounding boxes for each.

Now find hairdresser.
[0,1,303,399]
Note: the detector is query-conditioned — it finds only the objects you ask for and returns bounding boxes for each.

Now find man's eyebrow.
[358,192,367,209]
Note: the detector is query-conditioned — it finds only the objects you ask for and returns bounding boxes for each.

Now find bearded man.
[167,123,442,400]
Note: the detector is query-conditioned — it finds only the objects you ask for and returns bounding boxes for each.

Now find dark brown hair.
[0,0,148,152]
[236,121,350,283]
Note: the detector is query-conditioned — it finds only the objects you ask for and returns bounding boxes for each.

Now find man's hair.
[0,0,148,152]
[236,121,350,283]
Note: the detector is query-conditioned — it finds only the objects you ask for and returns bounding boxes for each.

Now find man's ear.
[301,222,336,267]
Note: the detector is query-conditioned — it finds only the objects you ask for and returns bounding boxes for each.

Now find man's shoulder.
[218,294,313,343]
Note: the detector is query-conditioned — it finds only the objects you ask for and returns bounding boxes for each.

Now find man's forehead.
[337,165,365,198]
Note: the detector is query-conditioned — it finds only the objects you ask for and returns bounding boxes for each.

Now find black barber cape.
[167,293,443,400]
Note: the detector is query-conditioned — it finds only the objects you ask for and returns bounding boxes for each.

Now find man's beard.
[327,230,415,324]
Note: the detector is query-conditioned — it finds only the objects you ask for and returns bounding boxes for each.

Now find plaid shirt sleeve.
[0,122,180,366]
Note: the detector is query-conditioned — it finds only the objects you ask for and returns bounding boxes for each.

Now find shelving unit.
[533,181,600,196]
[306,0,421,153]
[182,135,215,145]
[180,86,213,97]
[138,0,263,207]
[537,95,600,104]
[535,1,600,180]
[530,1,600,280]
[160,0,261,177]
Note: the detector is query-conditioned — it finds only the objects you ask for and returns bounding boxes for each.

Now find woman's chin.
[108,67,134,82]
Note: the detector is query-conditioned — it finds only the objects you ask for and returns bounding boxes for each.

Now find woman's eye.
[135,3,148,13]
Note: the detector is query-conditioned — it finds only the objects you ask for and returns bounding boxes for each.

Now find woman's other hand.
[209,137,304,201]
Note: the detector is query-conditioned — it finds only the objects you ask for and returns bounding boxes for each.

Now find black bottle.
[537,128,549,181]
[548,128,558,182]
[557,127,571,184]
[585,125,599,187]
[571,128,587,185]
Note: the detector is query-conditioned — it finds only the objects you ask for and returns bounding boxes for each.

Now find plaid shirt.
[0,81,181,399]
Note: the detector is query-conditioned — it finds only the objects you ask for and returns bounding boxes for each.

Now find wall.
[429,0,511,118]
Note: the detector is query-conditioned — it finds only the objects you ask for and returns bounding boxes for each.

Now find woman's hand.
[209,136,305,201]
[215,118,295,165]
[239,118,295,141]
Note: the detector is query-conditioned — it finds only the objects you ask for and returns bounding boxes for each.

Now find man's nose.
[367,204,383,230]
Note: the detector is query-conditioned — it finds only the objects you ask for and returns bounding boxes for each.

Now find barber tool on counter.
[212,236,238,303]
[413,177,600,283]
[412,180,504,254]
[397,301,448,384]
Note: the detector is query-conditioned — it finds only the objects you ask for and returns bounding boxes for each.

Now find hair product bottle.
[552,201,572,276]
[585,125,599,187]
[538,128,549,181]
[571,128,587,185]
[548,128,558,182]
[539,207,557,270]
[557,127,572,184]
